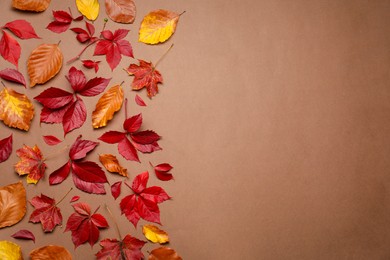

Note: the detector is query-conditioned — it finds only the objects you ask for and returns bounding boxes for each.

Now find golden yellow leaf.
[76,0,100,21]
[92,84,124,128]
[0,87,34,131]
[99,154,127,177]
[12,0,51,12]
[30,245,72,260]
[0,241,23,260]
[143,225,169,244]
[0,182,26,229]
[149,247,182,260]
[139,9,182,44]
[28,43,63,87]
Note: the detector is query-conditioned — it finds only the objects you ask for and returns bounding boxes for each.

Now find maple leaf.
[47,10,83,33]
[30,245,72,260]
[99,113,161,162]
[11,229,35,243]
[12,0,51,12]
[105,0,136,24]
[96,234,146,260]
[29,193,64,232]
[0,68,26,87]
[94,29,134,70]
[0,134,12,163]
[14,144,47,184]
[120,171,170,227]
[65,202,108,248]
[0,182,26,229]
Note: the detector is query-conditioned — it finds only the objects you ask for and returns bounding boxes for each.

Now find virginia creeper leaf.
[135,94,147,106]
[40,103,72,124]
[72,161,108,183]
[69,135,99,160]
[62,98,87,135]
[11,229,35,242]
[105,0,136,24]
[99,154,128,177]
[49,161,71,185]
[14,144,47,184]
[72,174,106,194]
[12,0,51,12]
[4,20,40,39]
[149,247,183,260]
[152,162,174,181]
[96,234,146,260]
[82,59,100,72]
[111,181,121,200]
[70,196,80,203]
[0,68,26,87]
[0,240,22,260]
[42,135,62,146]
[30,245,72,260]
[0,31,21,67]
[0,134,12,163]
[34,87,74,109]
[0,182,26,228]
[142,225,169,244]
[76,0,100,21]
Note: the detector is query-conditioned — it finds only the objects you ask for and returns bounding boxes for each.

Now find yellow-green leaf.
[0,182,26,228]
[139,9,182,44]
[0,241,22,260]
[76,0,100,20]
[143,224,169,244]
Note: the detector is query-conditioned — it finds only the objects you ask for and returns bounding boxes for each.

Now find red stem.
[67,38,99,64]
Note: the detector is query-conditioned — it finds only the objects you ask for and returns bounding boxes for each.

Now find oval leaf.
[0,134,12,163]
[135,94,147,106]
[0,69,26,87]
[139,10,181,44]
[0,182,26,228]
[43,135,62,146]
[99,154,128,177]
[0,87,34,131]
[70,195,80,203]
[111,181,121,200]
[92,84,124,128]
[105,0,136,24]
[12,0,51,12]
[143,225,169,244]
[28,43,63,87]
[11,229,35,242]
[76,0,100,21]
[30,245,72,260]
[149,247,182,260]
[0,240,22,260]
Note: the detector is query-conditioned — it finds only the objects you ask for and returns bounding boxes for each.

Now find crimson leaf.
[0,68,26,87]
[0,134,12,163]
[0,30,21,67]
[4,20,40,39]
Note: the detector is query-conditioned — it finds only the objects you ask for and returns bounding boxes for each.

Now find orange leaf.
[12,0,51,12]
[149,247,182,260]
[92,84,124,128]
[143,224,169,244]
[28,43,63,87]
[105,0,136,24]
[0,182,26,229]
[0,87,34,131]
[99,154,127,177]
[30,245,72,260]
[14,145,47,184]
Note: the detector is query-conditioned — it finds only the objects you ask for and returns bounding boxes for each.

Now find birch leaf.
[99,154,127,177]
[76,0,100,21]
[0,182,26,228]
[105,0,136,24]
[0,241,22,260]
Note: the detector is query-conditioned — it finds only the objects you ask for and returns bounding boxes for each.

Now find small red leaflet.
[0,68,26,87]
[82,60,100,73]
[0,134,12,163]
[135,94,147,106]
[71,21,97,43]
[111,181,122,200]
[11,229,35,243]
[70,195,80,203]
[151,162,174,181]
[42,135,62,146]
[47,10,83,33]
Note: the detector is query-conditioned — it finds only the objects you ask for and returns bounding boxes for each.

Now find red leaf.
[131,171,149,194]
[154,163,173,172]
[49,161,71,185]
[29,194,62,232]
[153,163,174,181]
[131,130,160,144]
[123,113,142,133]
[72,161,108,183]
[52,10,73,23]
[34,87,74,109]
[42,135,62,146]
[135,94,147,106]
[0,30,21,67]
[72,174,106,194]
[40,103,72,124]
[82,60,100,73]
[118,137,139,162]
[98,131,126,144]
[71,22,96,43]
[132,141,161,153]
[0,134,12,163]
[47,21,72,33]
[119,194,139,227]
[69,135,99,160]
[96,234,146,260]
[4,20,40,39]
[142,186,171,204]
[111,181,121,200]
[65,202,108,248]
[72,202,91,215]
[78,77,111,96]
[62,98,87,135]
[126,59,163,98]
[0,68,26,87]
[67,66,87,93]
[70,196,80,203]
[11,229,35,242]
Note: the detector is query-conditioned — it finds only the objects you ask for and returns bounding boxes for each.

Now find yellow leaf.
[0,241,23,260]
[92,84,124,128]
[99,154,127,177]
[0,182,26,229]
[139,9,182,44]
[0,87,34,131]
[28,43,63,87]
[76,0,100,21]
[30,245,72,260]
[143,225,169,244]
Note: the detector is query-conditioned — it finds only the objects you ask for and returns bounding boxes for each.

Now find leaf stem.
[179,11,186,16]
[67,39,99,64]
[55,187,73,206]
[124,98,128,119]
[105,204,122,240]
[154,44,174,69]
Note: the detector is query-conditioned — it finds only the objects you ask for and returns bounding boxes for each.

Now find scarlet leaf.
[111,181,121,200]
[131,130,160,144]
[11,229,35,242]
[126,60,163,98]
[82,59,100,72]
[149,247,183,260]
[29,194,63,233]
[0,68,26,87]
[118,137,139,162]
[131,171,149,193]
[42,135,62,146]
[4,20,40,39]
[72,161,108,183]
[30,245,72,260]
[0,182,26,228]
[72,174,107,194]
[62,98,87,135]
[99,154,128,177]
[49,161,71,185]
[135,94,147,106]
[96,234,146,260]
[14,144,47,184]
[153,163,174,181]
[12,0,51,12]
[0,30,21,67]
[66,66,87,92]
[98,131,126,143]
[0,134,12,163]
[47,21,72,33]
[67,66,110,96]
[70,196,80,203]
[124,113,142,133]
[105,0,136,24]
[71,22,96,43]
[34,87,74,109]
[52,10,73,23]
[69,135,99,160]
[40,103,71,124]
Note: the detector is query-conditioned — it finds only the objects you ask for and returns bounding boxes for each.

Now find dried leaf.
[143,225,169,244]
[0,69,26,87]
[42,135,62,146]
[105,0,136,24]
[92,84,124,128]
[139,10,181,44]
[135,94,147,106]
[0,182,26,228]
[0,240,22,260]
[76,0,100,21]
[11,229,35,242]
[0,134,12,163]
[12,0,51,12]
[15,144,47,184]
[29,194,63,232]
[111,181,121,200]
[28,43,63,87]
[0,30,21,67]
[0,87,34,131]
[30,245,72,260]
[4,20,40,39]
[99,154,127,176]
[96,234,146,259]
[149,247,182,260]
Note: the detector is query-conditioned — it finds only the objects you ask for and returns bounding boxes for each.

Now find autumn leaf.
[71,21,97,43]
[11,229,35,242]
[0,182,26,228]
[152,162,174,181]
[30,245,72,260]
[0,134,12,163]
[76,0,100,21]
[42,135,62,146]
[4,20,40,39]
[65,202,109,248]
[135,94,147,106]
[143,225,169,244]
[28,43,63,87]
[12,0,51,12]
[105,0,136,24]
[99,154,128,177]
[111,181,121,200]
[0,87,34,131]
[96,234,146,260]
[29,193,64,232]
[47,10,83,33]
[0,68,26,87]
[139,10,183,44]
[0,31,21,67]
[14,144,47,184]
[92,84,124,128]
[0,240,22,260]
[82,59,100,72]
[149,247,183,260]
[70,196,80,203]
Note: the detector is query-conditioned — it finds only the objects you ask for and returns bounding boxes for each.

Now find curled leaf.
[0,182,26,228]
[105,0,136,24]
[30,245,72,260]
[12,0,51,12]
[11,229,35,242]
[14,144,47,184]
[0,68,26,87]
[149,247,182,260]
[76,0,100,21]
[28,43,63,87]
[0,87,34,131]
[0,240,22,260]
[99,154,127,177]
[143,225,169,244]
[0,134,12,163]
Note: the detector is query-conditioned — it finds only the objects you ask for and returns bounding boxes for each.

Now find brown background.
[1,0,390,259]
